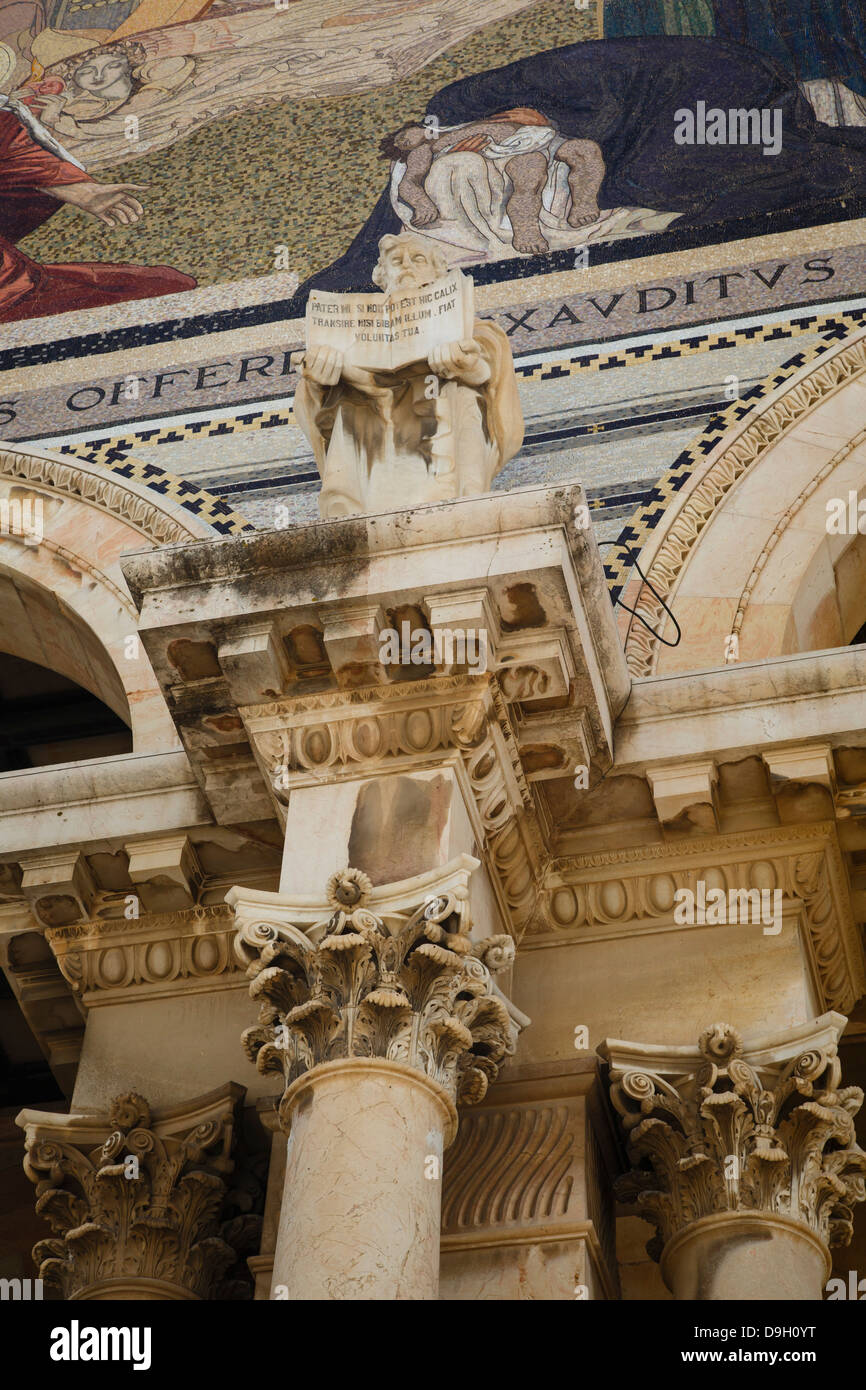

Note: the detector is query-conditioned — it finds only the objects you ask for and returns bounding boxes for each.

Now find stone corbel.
[764,744,836,796]
[20,851,96,929]
[423,588,499,675]
[218,622,290,705]
[518,708,597,783]
[496,628,575,704]
[124,834,203,912]
[320,601,390,687]
[646,760,720,833]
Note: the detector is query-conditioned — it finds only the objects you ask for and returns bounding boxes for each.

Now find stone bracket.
[763,743,836,795]
[19,851,96,928]
[646,760,720,832]
[124,833,203,912]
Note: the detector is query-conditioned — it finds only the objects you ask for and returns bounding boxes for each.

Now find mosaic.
[46,303,864,553]
[1,0,865,325]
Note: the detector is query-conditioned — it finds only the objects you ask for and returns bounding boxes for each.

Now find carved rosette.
[20,1087,243,1300]
[234,867,518,1125]
[605,1021,866,1262]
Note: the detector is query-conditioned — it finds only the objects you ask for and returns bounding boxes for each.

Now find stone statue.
[294,233,524,518]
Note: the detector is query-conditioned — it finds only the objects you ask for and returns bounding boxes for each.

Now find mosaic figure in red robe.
[0,95,195,324]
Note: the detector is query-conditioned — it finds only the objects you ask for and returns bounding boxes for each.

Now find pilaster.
[440,1057,620,1300]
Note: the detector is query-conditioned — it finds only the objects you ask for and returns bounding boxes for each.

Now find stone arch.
[618,327,866,676]
[0,443,250,753]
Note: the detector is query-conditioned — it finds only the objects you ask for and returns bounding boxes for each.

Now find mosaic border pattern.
[56,307,866,549]
[63,408,294,460]
[63,308,844,462]
[6,196,866,374]
[58,443,256,536]
[601,307,866,599]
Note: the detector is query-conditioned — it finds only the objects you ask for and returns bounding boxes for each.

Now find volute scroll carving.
[233,864,519,1122]
[604,1018,866,1262]
[19,1085,244,1301]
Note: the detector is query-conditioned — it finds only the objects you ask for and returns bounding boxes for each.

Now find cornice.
[552,821,836,874]
[242,672,492,721]
[530,823,863,1012]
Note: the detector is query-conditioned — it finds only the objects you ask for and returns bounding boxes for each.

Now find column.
[230,859,520,1300]
[18,1084,243,1300]
[601,1013,866,1301]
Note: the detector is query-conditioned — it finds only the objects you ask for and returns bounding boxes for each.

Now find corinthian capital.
[18,1084,244,1301]
[601,1013,866,1261]
[230,855,520,1124]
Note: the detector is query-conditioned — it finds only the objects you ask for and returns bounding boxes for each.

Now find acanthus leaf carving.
[21,1086,244,1300]
[233,867,518,1121]
[605,1022,866,1260]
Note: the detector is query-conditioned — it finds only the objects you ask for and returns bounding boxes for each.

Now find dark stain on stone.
[195,833,281,873]
[499,582,546,631]
[521,690,570,712]
[167,638,222,681]
[205,714,244,733]
[501,664,550,701]
[88,852,133,892]
[202,743,251,761]
[384,603,435,679]
[521,744,565,774]
[348,775,451,884]
[662,803,717,836]
[717,755,771,801]
[836,746,866,784]
[775,782,834,824]
[232,821,284,848]
[8,931,55,969]
[336,661,380,689]
[546,772,653,829]
[35,894,81,927]
[0,863,21,894]
[138,879,196,914]
[284,625,330,679]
